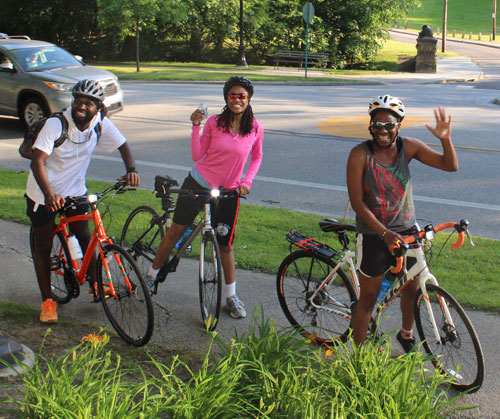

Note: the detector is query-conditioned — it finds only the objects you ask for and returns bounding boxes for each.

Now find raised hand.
[425,106,452,141]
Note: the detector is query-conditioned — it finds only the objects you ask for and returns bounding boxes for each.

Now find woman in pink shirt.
[150,76,264,319]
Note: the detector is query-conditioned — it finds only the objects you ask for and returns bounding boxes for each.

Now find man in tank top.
[346,95,458,351]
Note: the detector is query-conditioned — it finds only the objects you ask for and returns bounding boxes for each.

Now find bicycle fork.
[419,272,457,346]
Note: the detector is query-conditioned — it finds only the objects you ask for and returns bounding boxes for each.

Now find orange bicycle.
[29,181,154,346]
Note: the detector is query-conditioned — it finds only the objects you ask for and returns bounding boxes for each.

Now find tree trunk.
[236,0,248,67]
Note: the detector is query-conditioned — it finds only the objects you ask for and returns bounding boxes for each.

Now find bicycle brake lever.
[465,229,475,247]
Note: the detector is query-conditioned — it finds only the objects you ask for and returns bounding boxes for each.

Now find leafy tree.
[97,0,187,71]
[313,0,420,68]
[0,0,100,58]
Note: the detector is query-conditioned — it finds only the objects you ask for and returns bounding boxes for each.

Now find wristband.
[380,229,388,240]
[126,167,137,173]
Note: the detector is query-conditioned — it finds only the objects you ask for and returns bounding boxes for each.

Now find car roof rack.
[0,34,31,40]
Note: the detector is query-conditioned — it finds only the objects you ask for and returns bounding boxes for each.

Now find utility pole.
[442,0,448,52]
[494,0,497,41]
[236,0,248,67]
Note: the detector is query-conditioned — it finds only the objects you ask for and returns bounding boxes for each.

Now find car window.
[0,52,14,70]
[9,46,83,71]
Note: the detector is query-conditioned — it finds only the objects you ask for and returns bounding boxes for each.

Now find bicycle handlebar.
[390,219,469,274]
[166,187,241,199]
[59,180,128,213]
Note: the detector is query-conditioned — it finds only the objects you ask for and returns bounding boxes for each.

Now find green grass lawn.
[94,40,453,80]
[403,0,500,39]
[2,169,498,312]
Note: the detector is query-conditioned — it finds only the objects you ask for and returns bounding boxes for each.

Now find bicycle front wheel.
[120,206,164,277]
[414,284,484,392]
[30,226,75,304]
[97,244,154,346]
[199,231,222,330]
[277,251,357,345]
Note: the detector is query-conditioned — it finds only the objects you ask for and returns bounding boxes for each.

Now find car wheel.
[22,97,48,127]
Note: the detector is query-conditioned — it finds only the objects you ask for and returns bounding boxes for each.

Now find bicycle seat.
[319,218,356,234]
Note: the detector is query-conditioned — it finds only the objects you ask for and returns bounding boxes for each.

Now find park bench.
[274,50,329,70]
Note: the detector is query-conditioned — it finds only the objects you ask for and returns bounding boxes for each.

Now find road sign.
[303,2,314,24]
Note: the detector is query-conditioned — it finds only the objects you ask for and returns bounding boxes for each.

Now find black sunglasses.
[371,121,400,130]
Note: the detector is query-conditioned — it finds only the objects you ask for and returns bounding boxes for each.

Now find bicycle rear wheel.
[97,243,154,346]
[414,284,484,392]
[277,250,357,345]
[199,231,222,330]
[30,226,76,304]
[120,206,164,277]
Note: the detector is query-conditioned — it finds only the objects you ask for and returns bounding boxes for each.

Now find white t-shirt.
[26,108,126,205]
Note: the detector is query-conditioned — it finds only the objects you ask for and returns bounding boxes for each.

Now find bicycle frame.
[171,200,215,258]
[54,196,124,298]
[304,234,454,346]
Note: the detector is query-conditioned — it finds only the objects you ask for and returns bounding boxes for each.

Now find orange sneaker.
[40,299,58,323]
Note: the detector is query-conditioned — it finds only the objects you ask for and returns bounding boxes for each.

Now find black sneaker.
[396,331,416,353]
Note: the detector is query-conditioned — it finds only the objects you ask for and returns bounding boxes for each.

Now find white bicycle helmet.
[72,79,105,103]
[368,95,405,120]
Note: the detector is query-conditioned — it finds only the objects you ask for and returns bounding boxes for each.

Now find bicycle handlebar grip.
[391,257,403,274]
[433,222,465,249]
[451,232,465,249]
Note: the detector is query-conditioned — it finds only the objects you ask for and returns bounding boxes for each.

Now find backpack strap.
[53,113,69,148]
[94,122,102,143]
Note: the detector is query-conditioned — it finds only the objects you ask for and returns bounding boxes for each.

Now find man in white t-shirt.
[26,79,140,323]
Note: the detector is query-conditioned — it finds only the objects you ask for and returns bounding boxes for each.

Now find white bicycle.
[277,218,484,392]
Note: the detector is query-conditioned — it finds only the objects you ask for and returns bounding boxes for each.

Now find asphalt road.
[1,80,499,239]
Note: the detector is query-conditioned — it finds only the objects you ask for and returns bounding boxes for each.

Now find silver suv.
[0,34,123,126]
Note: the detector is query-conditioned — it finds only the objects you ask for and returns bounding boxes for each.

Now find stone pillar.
[415,25,438,73]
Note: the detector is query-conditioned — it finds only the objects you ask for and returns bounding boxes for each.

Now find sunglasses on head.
[371,121,399,130]
[228,92,248,99]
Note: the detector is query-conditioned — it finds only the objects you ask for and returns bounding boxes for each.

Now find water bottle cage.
[286,230,337,258]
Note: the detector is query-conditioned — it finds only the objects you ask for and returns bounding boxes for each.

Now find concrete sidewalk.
[259,55,482,85]
[0,218,499,417]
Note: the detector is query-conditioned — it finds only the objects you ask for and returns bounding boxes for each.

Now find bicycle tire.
[30,226,76,304]
[277,250,357,345]
[97,243,154,346]
[414,284,484,392]
[198,231,222,330]
[120,206,165,278]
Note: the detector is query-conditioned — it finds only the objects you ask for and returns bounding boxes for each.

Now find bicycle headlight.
[210,189,220,198]
[88,194,98,203]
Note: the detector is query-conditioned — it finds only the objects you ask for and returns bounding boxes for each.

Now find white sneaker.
[226,295,246,319]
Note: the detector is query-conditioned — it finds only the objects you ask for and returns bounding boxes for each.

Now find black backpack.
[19,112,102,159]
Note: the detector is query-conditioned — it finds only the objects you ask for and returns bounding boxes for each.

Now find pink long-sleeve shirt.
[191,115,264,189]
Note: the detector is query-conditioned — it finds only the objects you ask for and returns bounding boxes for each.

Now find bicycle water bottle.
[175,226,193,249]
[67,234,83,260]
[377,272,395,301]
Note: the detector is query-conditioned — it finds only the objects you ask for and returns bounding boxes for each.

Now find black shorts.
[172,174,240,246]
[26,195,89,228]
[355,227,418,278]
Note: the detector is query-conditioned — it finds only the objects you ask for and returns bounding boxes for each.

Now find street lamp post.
[236,0,248,67]
[493,0,497,41]
[442,0,448,52]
